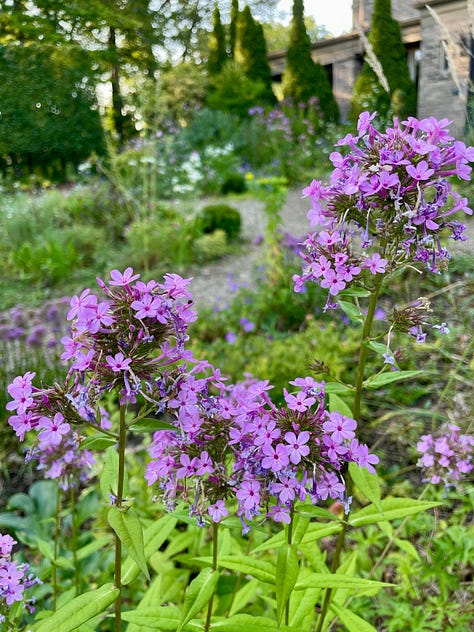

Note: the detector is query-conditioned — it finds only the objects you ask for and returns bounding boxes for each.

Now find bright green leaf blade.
[228,578,260,617]
[348,497,441,527]
[328,393,354,418]
[295,573,392,591]
[330,601,378,632]
[128,418,177,433]
[338,287,371,298]
[121,605,181,629]
[323,382,354,394]
[348,462,382,513]
[252,522,341,553]
[177,567,219,632]
[122,514,178,585]
[364,370,423,389]
[79,434,117,451]
[31,583,119,632]
[100,446,119,501]
[76,536,111,561]
[211,614,297,631]
[195,555,275,584]
[338,300,363,322]
[367,341,388,355]
[394,537,420,560]
[108,506,150,581]
[276,543,299,625]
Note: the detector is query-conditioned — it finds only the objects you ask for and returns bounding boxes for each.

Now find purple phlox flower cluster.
[0,297,70,348]
[7,269,197,486]
[146,371,378,532]
[417,424,473,486]
[294,112,474,309]
[388,296,450,344]
[0,533,40,619]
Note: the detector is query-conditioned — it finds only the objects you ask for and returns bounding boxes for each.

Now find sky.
[276,0,353,36]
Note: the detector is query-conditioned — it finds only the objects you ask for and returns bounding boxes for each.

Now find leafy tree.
[207,60,268,117]
[0,43,105,179]
[281,0,338,121]
[263,16,330,53]
[234,5,275,105]
[208,4,228,76]
[350,0,417,123]
[229,0,239,57]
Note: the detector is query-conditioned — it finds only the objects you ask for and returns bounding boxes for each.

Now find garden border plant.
[2,112,473,631]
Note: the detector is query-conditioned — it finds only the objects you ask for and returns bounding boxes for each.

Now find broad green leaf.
[330,602,378,632]
[329,393,354,418]
[79,434,117,451]
[297,506,341,521]
[196,555,275,584]
[338,287,371,298]
[295,573,391,591]
[349,497,441,527]
[364,370,423,389]
[252,522,342,553]
[228,578,260,617]
[108,506,150,581]
[276,544,299,625]
[394,537,420,560]
[122,514,177,585]
[128,418,177,433]
[367,341,388,355]
[292,515,310,545]
[289,586,321,629]
[177,567,219,632]
[100,446,128,502]
[338,300,363,322]
[323,382,354,394]
[31,583,119,631]
[211,614,297,631]
[76,536,111,561]
[121,605,181,628]
[348,462,382,513]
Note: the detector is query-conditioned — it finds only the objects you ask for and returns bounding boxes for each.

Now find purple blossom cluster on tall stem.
[293,112,474,313]
[0,533,40,623]
[146,373,378,532]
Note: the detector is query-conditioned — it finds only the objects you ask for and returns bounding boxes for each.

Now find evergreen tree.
[235,5,275,104]
[281,0,338,121]
[208,4,227,76]
[350,0,417,123]
[229,0,239,58]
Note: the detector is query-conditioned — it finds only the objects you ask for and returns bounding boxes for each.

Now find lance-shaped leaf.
[364,370,423,389]
[177,567,219,632]
[330,601,378,631]
[121,514,177,585]
[100,446,128,501]
[349,462,383,513]
[120,605,181,629]
[211,614,298,631]
[252,522,341,553]
[228,578,260,617]
[30,583,119,631]
[108,506,150,581]
[295,573,391,591]
[79,433,117,451]
[348,497,441,527]
[276,543,299,625]
[196,554,275,584]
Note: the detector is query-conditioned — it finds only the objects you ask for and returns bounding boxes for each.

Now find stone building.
[268,0,473,136]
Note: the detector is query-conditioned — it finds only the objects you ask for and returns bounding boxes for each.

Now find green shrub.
[11,232,79,286]
[193,229,228,263]
[221,173,247,195]
[196,204,242,240]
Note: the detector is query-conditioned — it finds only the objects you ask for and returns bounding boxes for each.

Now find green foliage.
[350,0,417,123]
[207,60,270,118]
[196,204,242,240]
[208,4,228,76]
[0,43,105,180]
[11,232,79,286]
[281,0,338,121]
[194,229,229,263]
[221,172,248,195]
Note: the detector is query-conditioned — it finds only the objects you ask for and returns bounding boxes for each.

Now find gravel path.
[187,188,474,310]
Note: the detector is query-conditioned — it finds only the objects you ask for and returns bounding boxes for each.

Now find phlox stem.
[53,483,61,611]
[114,404,127,632]
[204,522,219,632]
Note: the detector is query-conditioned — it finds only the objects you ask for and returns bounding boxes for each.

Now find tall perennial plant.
[3,112,473,631]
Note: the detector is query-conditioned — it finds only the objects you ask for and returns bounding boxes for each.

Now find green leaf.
[394,537,420,560]
[79,434,117,451]
[177,567,219,632]
[252,522,342,553]
[195,555,275,584]
[330,602,378,631]
[108,507,150,581]
[367,340,388,355]
[338,287,371,298]
[30,583,119,632]
[329,393,354,418]
[364,370,423,389]
[76,536,111,561]
[228,578,259,617]
[348,462,382,513]
[211,614,297,631]
[276,543,299,625]
[128,418,177,433]
[295,573,391,591]
[120,605,181,628]
[122,514,178,585]
[338,300,363,322]
[323,382,354,394]
[99,446,126,502]
[348,497,441,527]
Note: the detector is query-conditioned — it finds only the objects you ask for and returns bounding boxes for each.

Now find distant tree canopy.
[281,0,338,121]
[0,43,105,179]
[350,0,417,123]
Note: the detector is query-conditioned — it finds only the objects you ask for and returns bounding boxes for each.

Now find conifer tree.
[281,0,338,121]
[207,4,227,77]
[235,5,275,104]
[350,0,417,122]
[229,0,239,58]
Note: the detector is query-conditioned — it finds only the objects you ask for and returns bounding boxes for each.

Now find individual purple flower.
[284,431,310,464]
[208,500,228,523]
[109,267,140,286]
[283,388,316,412]
[261,443,290,472]
[364,252,388,275]
[323,411,357,444]
[105,352,132,373]
[406,160,434,181]
[37,413,70,447]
